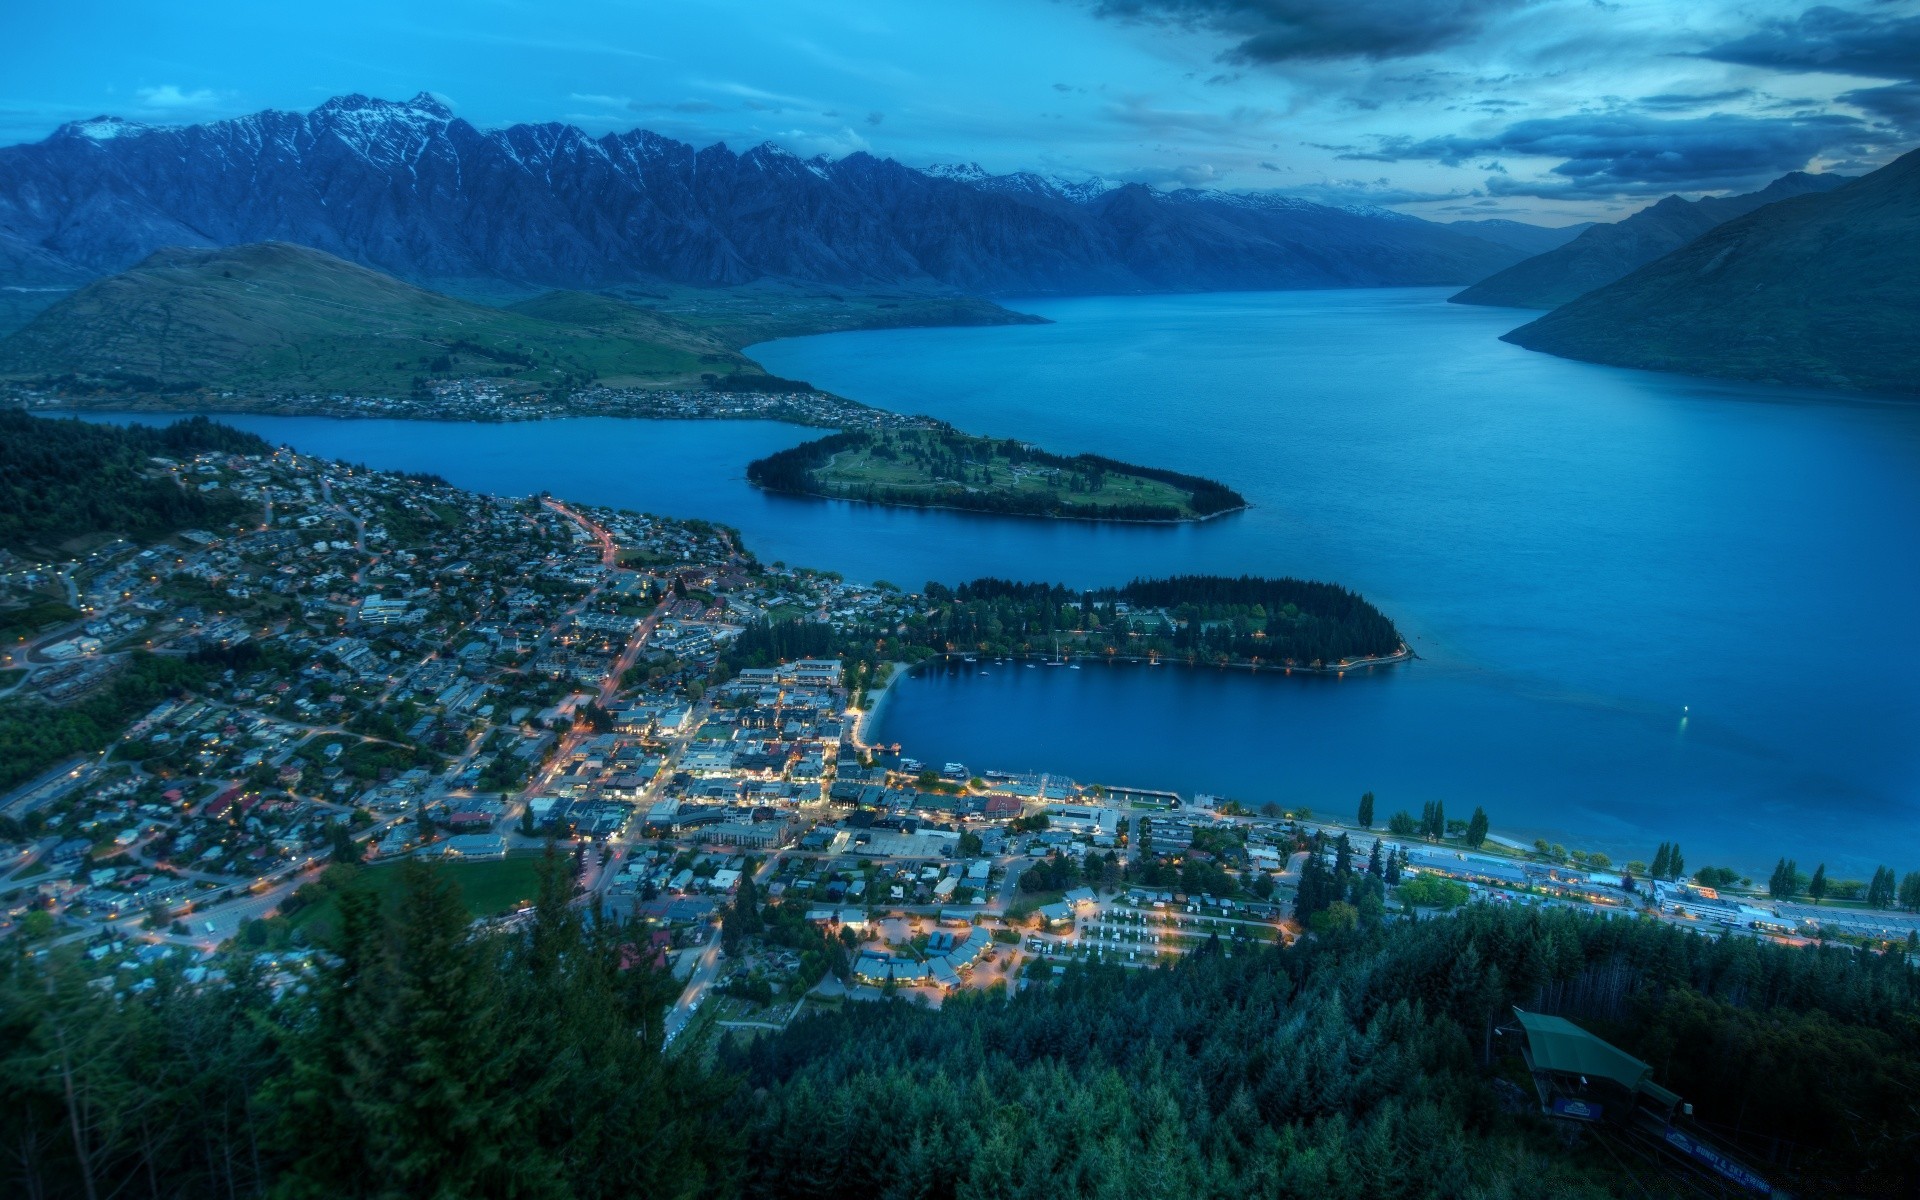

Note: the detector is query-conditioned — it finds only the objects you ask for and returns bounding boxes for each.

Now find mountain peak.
[53,114,153,142]
[313,91,454,121]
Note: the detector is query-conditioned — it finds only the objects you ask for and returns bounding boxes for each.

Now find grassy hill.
[1502,150,1920,394]
[0,242,763,397]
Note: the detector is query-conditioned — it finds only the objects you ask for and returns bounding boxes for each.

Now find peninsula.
[746,428,1249,522]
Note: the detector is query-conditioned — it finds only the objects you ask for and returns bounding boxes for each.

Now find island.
[745,428,1249,522]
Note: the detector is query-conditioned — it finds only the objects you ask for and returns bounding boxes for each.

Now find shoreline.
[922,645,1414,675]
[852,660,911,749]
[750,481,1251,526]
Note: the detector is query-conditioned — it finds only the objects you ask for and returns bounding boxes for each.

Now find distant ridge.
[0,93,1553,303]
[0,242,759,395]
[1501,149,1920,395]
[1451,172,1852,310]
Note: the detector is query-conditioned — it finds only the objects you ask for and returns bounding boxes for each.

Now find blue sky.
[4,0,1916,222]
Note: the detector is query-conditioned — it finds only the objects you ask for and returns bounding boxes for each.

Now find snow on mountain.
[0,94,1547,296]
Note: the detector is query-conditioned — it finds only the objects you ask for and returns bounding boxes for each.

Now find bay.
[77,287,1920,872]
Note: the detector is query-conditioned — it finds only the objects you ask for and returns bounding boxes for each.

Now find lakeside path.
[853,660,912,749]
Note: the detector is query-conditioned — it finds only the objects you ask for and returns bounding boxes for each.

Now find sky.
[4,0,1917,223]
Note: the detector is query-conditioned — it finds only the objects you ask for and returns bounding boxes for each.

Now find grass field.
[806,429,1211,519]
[290,854,548,935]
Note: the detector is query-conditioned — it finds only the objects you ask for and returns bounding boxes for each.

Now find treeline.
[0,857,736,1200]
[733,904,1920,1199]
[722,574,1401,682]
[745,430,862,493]
[929,574,1403,664]
[824,481,1190,523]
[0,411,269,553]
[6,867,1919,1196]
[1035,450,1247,517]
[705,372,818,393]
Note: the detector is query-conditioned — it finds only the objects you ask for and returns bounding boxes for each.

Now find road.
[664,851,784,1040]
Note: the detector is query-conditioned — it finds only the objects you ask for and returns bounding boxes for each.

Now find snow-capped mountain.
[0,92,1548,298]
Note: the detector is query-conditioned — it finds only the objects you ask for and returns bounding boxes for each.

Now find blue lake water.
[80,288,1920,873]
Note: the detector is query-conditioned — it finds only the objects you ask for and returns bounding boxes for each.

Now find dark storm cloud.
[1701,6,1920,80]
[1841,80,1920,131]
[1382,111,1867,196]
[1089,0,1531,63]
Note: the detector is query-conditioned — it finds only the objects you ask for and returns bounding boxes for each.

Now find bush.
[1397,875,1469,909]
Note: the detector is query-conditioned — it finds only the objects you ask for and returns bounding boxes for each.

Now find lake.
[79,288,1920,873]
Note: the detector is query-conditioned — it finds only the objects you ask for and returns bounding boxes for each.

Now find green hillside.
[1503,149,1920,394]
[0,242,761,397]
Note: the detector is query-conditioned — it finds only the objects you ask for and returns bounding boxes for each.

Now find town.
[4,441,1918,1041]
[2,379,942,430]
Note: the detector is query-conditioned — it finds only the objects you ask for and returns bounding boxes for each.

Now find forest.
[4,857,1916,1199]
[0,651,216,793]
[722,574,1404,693]
[0,411,270,554]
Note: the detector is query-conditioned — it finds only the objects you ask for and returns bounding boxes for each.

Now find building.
[1049,805,1121,837]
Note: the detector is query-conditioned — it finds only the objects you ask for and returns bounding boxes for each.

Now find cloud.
[1270,177,1476,205]
[1088,0,1535,64]
[866,110,885,126]
[1381,111,1870,197]
[1701,6,1920,81]
[1633,88,1755,112]
[1118,161,1229,186]
[619,98,724,115]
[1840,80,1920,133]
[132,85,228,114]
[1104,94,1282,137]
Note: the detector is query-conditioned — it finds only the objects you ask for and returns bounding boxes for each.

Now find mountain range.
[1451,171,1853,310]
[1502,148,1920,395]
[0,93,1575,313]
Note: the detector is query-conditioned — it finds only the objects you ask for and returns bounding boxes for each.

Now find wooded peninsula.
[746,428,1249,522]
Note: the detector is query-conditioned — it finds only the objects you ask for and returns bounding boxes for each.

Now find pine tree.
[1357,792,1375,829]
[1465,807,1489,849]
[1367,839,1385,879]
[1808,863,1828,904]
[1334,833,1354,883]
[1419,801,1434,839]
[1899,870,1920,912]
[1652,843,1672,881]
[1431,800,1446,840]
[1294,852,1330,923]
[1867,866,1894,909]
[329,821,362,865]
[1670,844,1685,881]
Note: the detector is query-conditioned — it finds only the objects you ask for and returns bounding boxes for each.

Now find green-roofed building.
[1511,1008,1786,1196]
[1512,1008,1681,1123]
